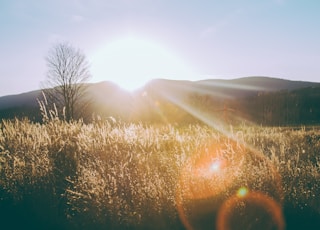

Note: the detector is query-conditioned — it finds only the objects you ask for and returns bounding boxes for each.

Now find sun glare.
[90,36,192,91]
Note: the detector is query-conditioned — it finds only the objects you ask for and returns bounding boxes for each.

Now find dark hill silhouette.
[0,76,319,125]
[196,76,319,98]
[0,90,41,109]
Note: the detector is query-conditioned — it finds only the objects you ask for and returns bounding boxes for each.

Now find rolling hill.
[0,76,319,125]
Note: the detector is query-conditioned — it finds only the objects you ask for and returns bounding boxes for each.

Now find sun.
[90,36,192,91]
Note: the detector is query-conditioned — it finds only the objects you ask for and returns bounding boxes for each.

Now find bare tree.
[42,42,91,121]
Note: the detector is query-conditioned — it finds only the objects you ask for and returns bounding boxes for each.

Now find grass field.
[0,117,319,229]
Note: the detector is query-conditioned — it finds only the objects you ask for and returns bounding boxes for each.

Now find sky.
[0,0,320,95]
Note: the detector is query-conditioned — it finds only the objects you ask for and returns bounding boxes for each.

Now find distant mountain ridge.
[0,76,320,125]
[0,90,42,109]
[205,76,319,91]
[146,76,320,99]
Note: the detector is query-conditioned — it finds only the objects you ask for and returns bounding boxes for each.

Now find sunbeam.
[147,80,242,137]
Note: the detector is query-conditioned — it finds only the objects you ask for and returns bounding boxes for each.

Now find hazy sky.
[1,0,320,95]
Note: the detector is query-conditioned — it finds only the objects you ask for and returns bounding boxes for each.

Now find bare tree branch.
[41,42,91,121]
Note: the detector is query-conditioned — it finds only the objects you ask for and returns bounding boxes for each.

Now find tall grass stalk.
[0,117,319,229]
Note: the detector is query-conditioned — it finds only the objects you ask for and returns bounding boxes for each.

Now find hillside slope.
[0,77,319,125]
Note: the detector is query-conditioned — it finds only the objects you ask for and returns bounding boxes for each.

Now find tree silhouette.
[42,42,91,121]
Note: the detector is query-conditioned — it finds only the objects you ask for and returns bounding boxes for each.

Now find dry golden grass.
[0,118,319,229]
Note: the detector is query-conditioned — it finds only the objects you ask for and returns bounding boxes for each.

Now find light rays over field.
[146,79,254,135]
[142,81,286,229]
[1,117,320,229]
[0,78,319,230]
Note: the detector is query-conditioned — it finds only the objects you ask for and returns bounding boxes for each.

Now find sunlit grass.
[0,117,319,229]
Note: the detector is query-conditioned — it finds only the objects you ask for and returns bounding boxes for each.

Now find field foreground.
[0,118,319,229]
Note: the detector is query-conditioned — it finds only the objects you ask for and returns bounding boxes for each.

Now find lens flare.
[210,160,221,173]
[237,187,248,198]
[217,191,285,230]
[175,138,283,230]
[147,77,284,229]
